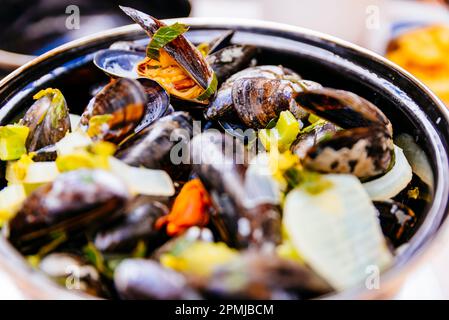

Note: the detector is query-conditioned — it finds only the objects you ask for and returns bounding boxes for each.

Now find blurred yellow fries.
[387,25,449,105]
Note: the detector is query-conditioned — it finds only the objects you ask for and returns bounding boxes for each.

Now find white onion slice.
[363,145,412,201]
[243,153,281,208]
[109,157,175,197]
[284,174,393,291]
[23,162,59,184]
[6,161,59,184]
[0,184,26,221]
[395,133,433,187]
[69,113,81,131]
[55,130,92,155]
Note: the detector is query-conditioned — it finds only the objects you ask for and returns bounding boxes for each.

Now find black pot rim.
[0,18,449,300]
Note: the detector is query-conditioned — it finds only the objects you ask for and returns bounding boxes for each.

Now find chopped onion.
[284,174,393,291]
[69,114,81,131]
[0,184,26,223]
[6,161,59,184]
[23,162,59,184]
[55,130,92,155]
[109,157,175,197]
[395,133,433,187]
[243,153,281,208]
[363,145,412,201]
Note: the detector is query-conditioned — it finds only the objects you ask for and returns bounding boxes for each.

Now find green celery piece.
[0,125,29,161]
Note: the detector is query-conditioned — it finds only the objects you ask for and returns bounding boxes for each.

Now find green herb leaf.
[146,23,189,60]
[83,242,114,279]
[265,117,279,129]
[196,72,218,101]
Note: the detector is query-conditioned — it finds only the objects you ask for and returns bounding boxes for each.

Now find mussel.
[115,112,193,180]
[94,196,169,254]
[21,88,71,152]
[231,78,307,128]
[374,200,417,248]
[295,88,394,179]
[120,6,216,104]
[291,121,339,159]
[79,78,147,144]
[93,49,146,80]
[192,251,332,299]
[134,79,170,133]
[9,169,130,252]
[207,45,258,84]
[114,259,200,299]
[205,69,322,134]
[191,131,282,249]
[207,30,235,54]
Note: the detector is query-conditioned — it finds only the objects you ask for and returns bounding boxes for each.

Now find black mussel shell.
[295,88,393,135]
[134,79,170,133]
[192,251,332,299]
[207,30,235,54]
[291,121,339,159]
[114,259,200,299]
[94,196,169,254]
[191,132,281,249]
[120,6,214,91]
[21,90,71,152]
[374,200,417,248]
[218,120,257,144]
[9,169,130,253]
[303,126,393,180]
[207,45,258,84]
[115,112,193,180]
[93,49,145,79]
[80,78,147,144]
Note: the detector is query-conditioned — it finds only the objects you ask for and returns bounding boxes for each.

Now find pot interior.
[0,23,448,297]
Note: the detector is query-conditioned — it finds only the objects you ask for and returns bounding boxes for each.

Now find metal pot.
[0,18,448,300]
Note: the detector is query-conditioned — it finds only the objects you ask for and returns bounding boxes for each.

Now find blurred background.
[2,0,449,103]
[1,0,449,299]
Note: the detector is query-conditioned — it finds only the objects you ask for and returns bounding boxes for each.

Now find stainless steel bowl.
[0,18,448,300]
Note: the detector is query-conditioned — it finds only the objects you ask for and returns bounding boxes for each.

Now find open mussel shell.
[8,169,130,253]
[94,196,169,254]
[374,200,417,248]
[303,126,393,180]
[291,121,339,159]
[114,259,200,299]
[120,6,215,94]
[21,90,71,152]
[191,132,282,248]
[134,79,170,133]
[207,45,258,84]
[207,30,235,54]
[115,112,193,180]
[80,78,147,144]
[295,88,393,135]
[93,49,145,79]
[192,251,332,299]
